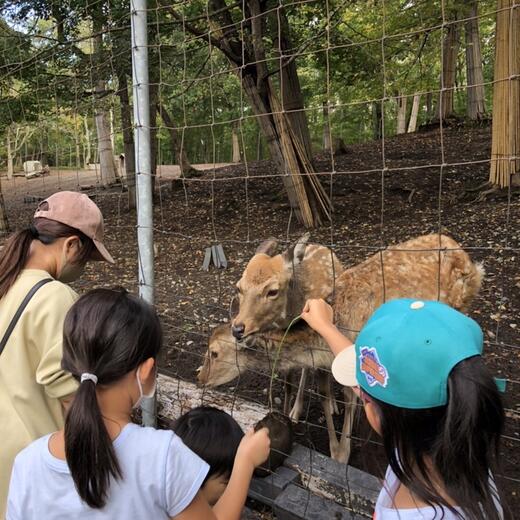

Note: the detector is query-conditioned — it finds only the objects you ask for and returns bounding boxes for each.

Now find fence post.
[131,0,156,427]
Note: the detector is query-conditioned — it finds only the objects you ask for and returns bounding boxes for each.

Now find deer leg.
[334,386,357,464]
[317,370,340,459]
[326,371,339,415]
[283,373,292,416]
[288,368,308,422]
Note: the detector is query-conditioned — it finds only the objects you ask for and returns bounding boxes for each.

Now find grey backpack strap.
[0,278,53,357]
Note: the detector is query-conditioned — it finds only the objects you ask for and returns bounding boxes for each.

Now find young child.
[301,297,505,520]
[6,288,270,520]
[172,406,244,505]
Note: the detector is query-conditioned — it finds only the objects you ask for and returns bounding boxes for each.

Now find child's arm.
[173,428,270,520]
[301,299,353,356]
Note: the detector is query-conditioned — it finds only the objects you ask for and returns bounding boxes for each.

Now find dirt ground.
[2,123,519,515]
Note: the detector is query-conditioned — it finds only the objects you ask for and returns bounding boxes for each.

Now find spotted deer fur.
[228,232,484,463]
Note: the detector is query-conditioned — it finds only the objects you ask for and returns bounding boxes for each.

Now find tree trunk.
[94,82,118,187]
[256,129,263,160]
[372,102,383,139]
[323,102,332,150]
[436,19,461,121]
[84,118,91,167]
[92,22,117,187]
[157,103,195,177]
[200,0,329,227]
[0,185,9,233]
[465,1,486,120]
[6,127,13,179]
[407,94,421,133]
[396,94,408,134]
[426,92,433,120]
[117,71,136,209]
[278,8,313,164]
[232,122,241,162]
[489,0,520,187]
[241,74,329,227]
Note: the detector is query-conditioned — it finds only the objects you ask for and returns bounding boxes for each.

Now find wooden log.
[157,373,268,430]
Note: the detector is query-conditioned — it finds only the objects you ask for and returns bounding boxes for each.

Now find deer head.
[197,324,244,387]
[231,234,311,340]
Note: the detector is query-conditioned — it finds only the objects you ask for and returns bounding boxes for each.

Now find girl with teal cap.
[302,298,505,520]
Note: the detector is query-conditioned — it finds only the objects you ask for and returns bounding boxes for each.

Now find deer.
[197,322,342,457]
[227,233,484,462]
[225,240,344,422]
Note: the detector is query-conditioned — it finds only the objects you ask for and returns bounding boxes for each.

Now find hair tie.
[80,373,98,385]
[29,224,39,238]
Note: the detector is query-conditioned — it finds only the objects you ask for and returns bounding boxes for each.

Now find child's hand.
[236,427,271,469]
[301,298,334,334]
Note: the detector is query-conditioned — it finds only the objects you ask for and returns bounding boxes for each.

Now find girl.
[301,297,505,520]
[7,288,270,519]
[0,191,113,516]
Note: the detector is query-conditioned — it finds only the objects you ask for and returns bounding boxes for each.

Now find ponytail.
[0,228,34,299]
[64,380,121,508]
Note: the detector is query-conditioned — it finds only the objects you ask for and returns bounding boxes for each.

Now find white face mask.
[133,366,157,409]
[57,241,85,283]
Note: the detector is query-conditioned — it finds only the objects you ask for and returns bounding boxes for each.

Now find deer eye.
[266,289,279,298]
[210,350,218,359]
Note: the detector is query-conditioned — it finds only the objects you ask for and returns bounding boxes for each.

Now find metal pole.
[131,0,156,427]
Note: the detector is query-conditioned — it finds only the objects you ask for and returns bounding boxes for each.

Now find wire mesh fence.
[0,0,519,517]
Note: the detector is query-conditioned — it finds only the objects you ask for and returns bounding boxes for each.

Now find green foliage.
[0,0,499,167]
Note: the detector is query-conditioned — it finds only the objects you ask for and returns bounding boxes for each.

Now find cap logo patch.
[359,347,389,388]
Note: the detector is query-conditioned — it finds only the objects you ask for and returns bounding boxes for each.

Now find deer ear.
[256,238,278,256]
[284,232,310,267]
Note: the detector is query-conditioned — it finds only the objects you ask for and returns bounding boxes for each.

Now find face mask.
[133,365,157,409]
[57,242,85,283]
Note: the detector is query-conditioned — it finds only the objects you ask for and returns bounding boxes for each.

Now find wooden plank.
[202,247,212,271]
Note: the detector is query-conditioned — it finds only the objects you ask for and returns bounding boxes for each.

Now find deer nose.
[232,323,245,339]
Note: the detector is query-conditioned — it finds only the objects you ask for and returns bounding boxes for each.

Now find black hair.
[0,217,95,299]
[61,288,162,508]
[172,406,244,483]
[368,356,505,520]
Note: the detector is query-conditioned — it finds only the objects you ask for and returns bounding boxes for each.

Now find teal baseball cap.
[331,299,484,409]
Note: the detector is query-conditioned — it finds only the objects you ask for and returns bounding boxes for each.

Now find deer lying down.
[228,233,483,463]
[197,323,343,456]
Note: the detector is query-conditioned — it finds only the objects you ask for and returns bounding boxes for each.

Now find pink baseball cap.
[34,191,114,264]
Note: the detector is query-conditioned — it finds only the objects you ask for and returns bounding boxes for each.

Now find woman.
[0,191,113,516]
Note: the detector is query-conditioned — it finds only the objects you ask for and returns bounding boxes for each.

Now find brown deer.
[226,238,344,422]
[228,233,484,462]
[197,323,349,459]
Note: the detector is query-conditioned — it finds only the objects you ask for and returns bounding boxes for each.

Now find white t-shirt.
[374,465,503,519]
[6,423,209,520]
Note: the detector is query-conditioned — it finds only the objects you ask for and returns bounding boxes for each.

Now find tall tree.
[117,71,136,209]
[157,103,196,177]
[396,94,408,134]
[436,16,461,121]
[168,0,330,227]
[407,94,421,133]
[464,0,486,120]
[489,0,520,188]
[92,12,118,187]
